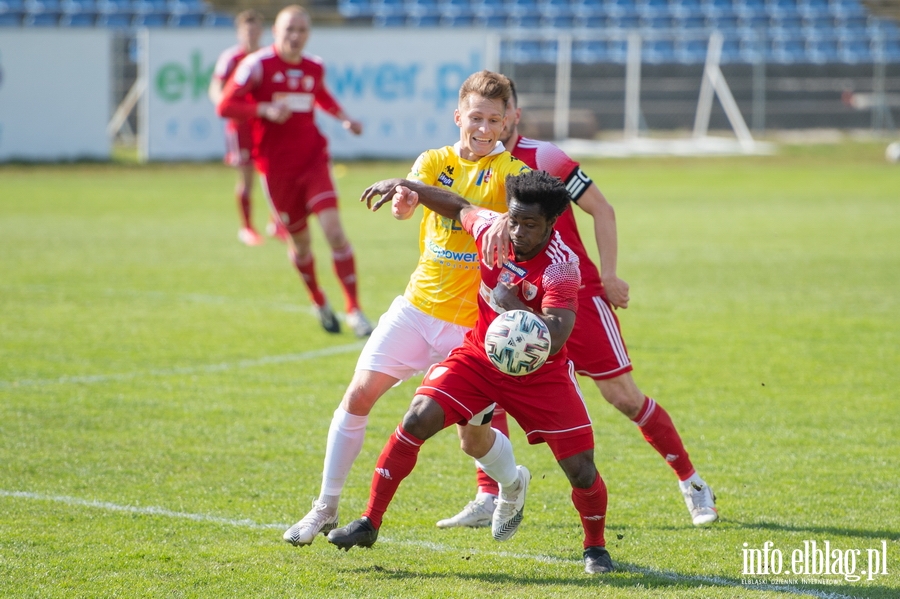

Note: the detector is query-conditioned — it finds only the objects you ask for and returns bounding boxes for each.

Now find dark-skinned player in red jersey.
[326,170,615,575]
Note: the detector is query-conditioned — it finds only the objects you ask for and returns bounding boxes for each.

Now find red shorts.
[260,153,338,234]
[416,344,594,461]
[223,119,253,167]
[567,293,633,380]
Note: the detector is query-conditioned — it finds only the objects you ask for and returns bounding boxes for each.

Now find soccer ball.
[484,310,551,377]
[886,142,900,164]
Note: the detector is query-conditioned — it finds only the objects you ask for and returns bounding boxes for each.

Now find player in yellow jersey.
[284,71,530,547]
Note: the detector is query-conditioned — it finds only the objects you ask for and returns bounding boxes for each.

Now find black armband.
[564,167,592,202]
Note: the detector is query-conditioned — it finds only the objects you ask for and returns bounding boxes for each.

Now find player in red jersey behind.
[217,5,373,336]
[208,9,284,247]
[441,79,719,529]
[327,170,615,575]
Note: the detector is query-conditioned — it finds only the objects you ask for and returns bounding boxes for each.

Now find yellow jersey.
[404,142,530,327]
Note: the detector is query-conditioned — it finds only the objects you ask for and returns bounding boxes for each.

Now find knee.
[399,395,443,440]
[560,452,598,489]
[458,426,493,459]
[341,381,380,415]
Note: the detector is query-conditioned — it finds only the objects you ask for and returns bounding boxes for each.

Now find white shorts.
[355,295,470,382]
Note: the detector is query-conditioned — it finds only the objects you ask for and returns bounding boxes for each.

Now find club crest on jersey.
[499,270,515,285]
[302,75,314,91]
[522,280,538,301]
[286,68,303,90]
[475,168,493,186]
[438,172,454,187]
[445,165,454,175]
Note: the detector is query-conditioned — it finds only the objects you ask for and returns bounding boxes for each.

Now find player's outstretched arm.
[361,178,471,221]
[575,184,630,309]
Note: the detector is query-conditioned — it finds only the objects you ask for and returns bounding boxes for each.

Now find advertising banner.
[139,28,487,161]
[0,30,111,162]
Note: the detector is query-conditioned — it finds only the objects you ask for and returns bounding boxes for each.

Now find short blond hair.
[235,8,262,26]
[458,70,511,108]
[276,4,309,22]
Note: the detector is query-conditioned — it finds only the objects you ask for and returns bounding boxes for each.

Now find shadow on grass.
[342,561,895,598]
[725,520,899,543]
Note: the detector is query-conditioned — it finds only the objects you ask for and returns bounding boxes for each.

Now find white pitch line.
[0,342,365,389]
[0,490,861,599]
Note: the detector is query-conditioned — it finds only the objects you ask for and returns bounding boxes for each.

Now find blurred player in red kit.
[217,5,373,336]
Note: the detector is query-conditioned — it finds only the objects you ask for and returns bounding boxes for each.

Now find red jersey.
[459,208,581,368]
[510,135,604,298]
[217,46,344,175]
[213,43,249,85]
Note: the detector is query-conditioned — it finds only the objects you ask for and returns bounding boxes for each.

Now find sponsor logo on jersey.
[445,165,455,175]
[272,72,285,83]
[286,68,303,90]
[522,280,538,301]
[426,239,477,263]
[502,261,527,278]
[475,168,493,186]
[438,172,454,187]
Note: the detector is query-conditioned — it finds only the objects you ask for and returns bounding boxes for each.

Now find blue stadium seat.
[406,0,439,17]
[372,12,406,24]
[543,13,575,27]
[797,0,827,17]
[132,0,165,14]
[838,38,872,62]
[61,0,96,15]
[576,13,607,27]
[508,39,544,62]
[96,11,130,25]
[437,0,472,17]
[508,12,540,26]
[869,18,900,42]
[440,12,475,24]
[641,14,674,31]
[771,36,807,61]
[132,11,165,25]
[472,0,505,16]
[167,0,205,12]
[168,11,201,25]
[23,10,58,23]
[806,37,839,62]
[872,38,900,62]
[738,35,768,61]
[636,0,667,17]
[572,38,607,62]
[735,0,766,17]
[475,12,507,25]
[828,0,864,18]
[538,0,572,17]
[609,13,639,28]
[738,12,768,36]
[338,0,373,17]
[0,0,26,20]
[202,11,231,26]
[770,15,803,38]
[678,14,707,29]
[606,0,637,17]
[707,13,738,33]
[506,0,538,15]
[371,0,405,16]
[407,12,440,24]
[676,37,709,62]
[571,0,605,17]
[670,0,701,17]
[606,37,630,61]
[701,0,734,17]
[802,14,834,36]
[59,10,93,22]
[766,0,798,18]
[643,38,676,62]
[720,37,743,61]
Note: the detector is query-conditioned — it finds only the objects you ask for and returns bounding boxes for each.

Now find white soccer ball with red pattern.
[484,310,551,377]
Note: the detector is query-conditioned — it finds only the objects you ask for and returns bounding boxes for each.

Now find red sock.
[633,396,695,481]
[290,251,326,307]
[237,188,252,229]
[475,408,510,496]
[572,472,608,549]
[363,425,424,529]
[332,244,359,313]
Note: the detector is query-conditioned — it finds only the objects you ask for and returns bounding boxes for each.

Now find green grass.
[1,141,898,598]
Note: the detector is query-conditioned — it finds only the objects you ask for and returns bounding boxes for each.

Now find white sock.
[319,407,368,501]
[475,428,518,488]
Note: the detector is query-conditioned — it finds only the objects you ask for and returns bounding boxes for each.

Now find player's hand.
[391,187,418,220]
[360,178,404,211]
[343,119,363,136]
[602,275,630,309]
[492,281,522,311]
[259,102,291,123]
[482,212,510,267]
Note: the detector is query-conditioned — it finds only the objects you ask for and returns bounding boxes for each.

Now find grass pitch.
[1,142,898,598]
